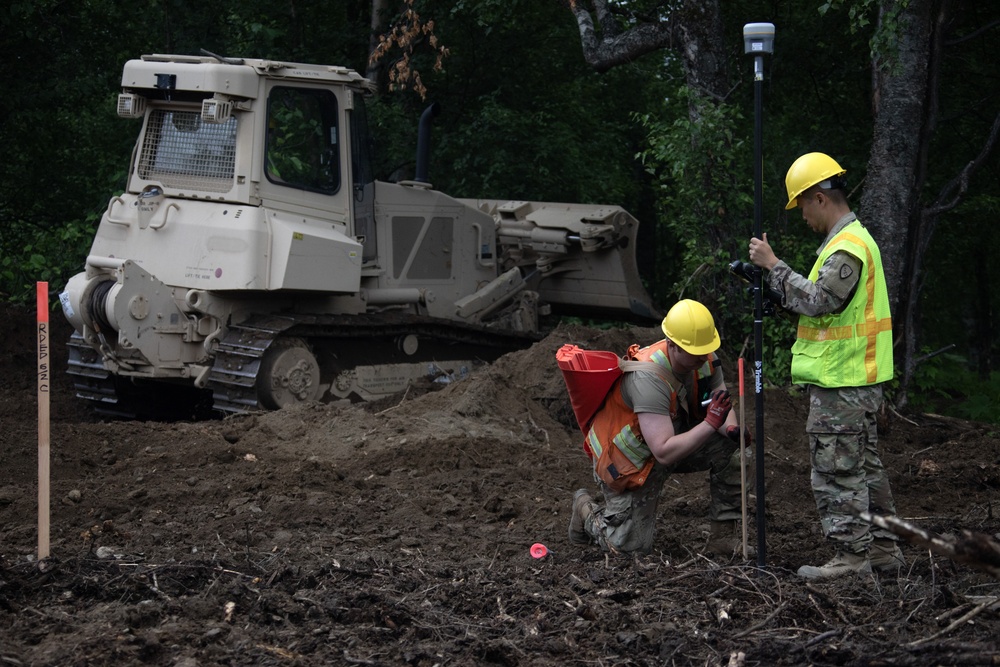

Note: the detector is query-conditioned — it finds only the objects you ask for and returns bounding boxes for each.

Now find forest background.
[0,0,997,422]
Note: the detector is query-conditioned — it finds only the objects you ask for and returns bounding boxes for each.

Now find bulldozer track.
[68,315,541,418]
[209,313,542,414]
[67,331,121,413]
[67,332,214,420]
[208,315,300,414]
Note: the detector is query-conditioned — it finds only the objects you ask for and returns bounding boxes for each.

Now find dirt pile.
[1,305,998,666]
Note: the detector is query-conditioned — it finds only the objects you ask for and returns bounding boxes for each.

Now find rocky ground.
[1,304,998,666]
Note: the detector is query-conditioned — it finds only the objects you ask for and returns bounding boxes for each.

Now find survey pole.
[37,282,51,561]
[743,22,774,568]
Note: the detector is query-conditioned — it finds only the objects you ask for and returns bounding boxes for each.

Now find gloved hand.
[703,389,732,431]
[726,424,753,446]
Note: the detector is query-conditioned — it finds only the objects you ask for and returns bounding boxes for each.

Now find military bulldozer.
[59,52,660,418]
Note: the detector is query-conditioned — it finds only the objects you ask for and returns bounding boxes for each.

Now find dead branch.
[907,595,1000,646]
[945,19,1000,46]
[922,110,1000,220]
[857,511,1000,579]
[887,403,919,426]
[803,628,842,649]
[732,600,790,638]
[375,385,411,415]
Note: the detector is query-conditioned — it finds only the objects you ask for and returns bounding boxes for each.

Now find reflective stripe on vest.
[791,221,893,387]
[586,386,647,469]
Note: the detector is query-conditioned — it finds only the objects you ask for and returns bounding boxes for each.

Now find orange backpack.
[556,344,677,491]
[555,343,674,433]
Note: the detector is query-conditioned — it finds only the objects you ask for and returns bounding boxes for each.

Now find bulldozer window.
[265,87,340,194]
[138,110,237,193]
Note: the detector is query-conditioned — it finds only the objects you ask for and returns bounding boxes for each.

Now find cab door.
[258,82,348,222]
[348,93,377,264]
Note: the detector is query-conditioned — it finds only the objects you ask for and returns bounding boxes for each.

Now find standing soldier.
[748,152,904,578]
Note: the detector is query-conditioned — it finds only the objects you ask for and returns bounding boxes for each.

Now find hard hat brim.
[674,335,720,356]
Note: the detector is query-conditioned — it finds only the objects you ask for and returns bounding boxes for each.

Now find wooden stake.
[738,357,748,560]
[37,282,50,561]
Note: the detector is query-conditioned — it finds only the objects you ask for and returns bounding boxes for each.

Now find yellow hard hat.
[661,299,720,355]
[784,152,846,210]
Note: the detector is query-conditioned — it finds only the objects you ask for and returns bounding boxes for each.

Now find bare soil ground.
[1,304,999,666]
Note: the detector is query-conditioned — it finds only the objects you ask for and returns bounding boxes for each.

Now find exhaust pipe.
[414,102,441,185]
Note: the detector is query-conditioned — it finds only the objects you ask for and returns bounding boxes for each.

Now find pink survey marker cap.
[530,543,549,559]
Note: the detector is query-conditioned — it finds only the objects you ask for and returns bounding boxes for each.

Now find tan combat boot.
[869,538,906,573]
[797,551,872,579]
[568,489,595,544]
[704,520,753,557]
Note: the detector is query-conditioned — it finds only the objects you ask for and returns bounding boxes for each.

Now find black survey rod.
[743,22,774,568]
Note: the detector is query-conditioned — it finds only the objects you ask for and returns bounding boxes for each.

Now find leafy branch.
[369,0,449,100]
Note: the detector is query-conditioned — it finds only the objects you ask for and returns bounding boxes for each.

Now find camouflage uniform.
[582,365,749,553]
[768,212,897,554]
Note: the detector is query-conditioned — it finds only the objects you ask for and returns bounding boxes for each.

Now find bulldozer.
[59,52,660,418]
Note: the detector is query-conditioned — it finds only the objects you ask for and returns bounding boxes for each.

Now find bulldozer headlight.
[116,93,146,119]
[201,97,233,123]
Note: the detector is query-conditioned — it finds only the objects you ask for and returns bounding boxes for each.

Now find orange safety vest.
[584,341,718,492]
[626,341,718,420]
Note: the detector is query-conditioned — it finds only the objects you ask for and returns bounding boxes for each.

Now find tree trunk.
[860,0,934,313]
[366,0,389,83]
[672,1,728,105]
[568,0,675,73]
[858,0,935,407]
[863,0,1000,405]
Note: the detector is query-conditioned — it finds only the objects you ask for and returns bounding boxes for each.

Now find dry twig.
[733,600,790,638]
[857,511,1000,579]
[907,596,1000,646]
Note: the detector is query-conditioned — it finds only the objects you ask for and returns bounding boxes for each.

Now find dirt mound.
[1,305,998,666]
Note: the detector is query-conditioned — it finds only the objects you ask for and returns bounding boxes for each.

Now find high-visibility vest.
[585,342,717,491]
[791,220,893,387]
[624,341,719,420]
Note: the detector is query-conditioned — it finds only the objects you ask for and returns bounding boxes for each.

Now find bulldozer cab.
[122,55,377,265]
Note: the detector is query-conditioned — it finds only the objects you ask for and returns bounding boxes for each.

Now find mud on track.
[1,305,999,666]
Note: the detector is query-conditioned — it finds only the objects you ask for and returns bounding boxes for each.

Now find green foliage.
[557,316,634,332]
[759,314,797,386]
[0,0,375,307]
[818,0,912,71]
[266,90,337,191]
[637,87,753,223]
[915,2,1000,391]
[908,352,1000,424]
[818,0,877,31]
[635,87,755,345]
[0,216,94,305]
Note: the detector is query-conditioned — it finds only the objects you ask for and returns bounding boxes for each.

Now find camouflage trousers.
[583,433,751,553]
[806,384,897,553]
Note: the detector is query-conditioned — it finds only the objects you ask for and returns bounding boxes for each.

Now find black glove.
[703,390,732,431]
[726,424,753,446]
